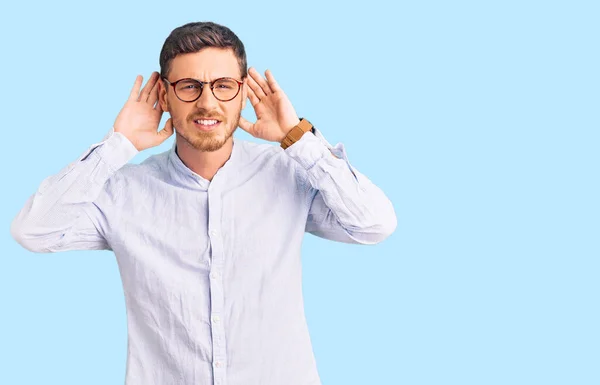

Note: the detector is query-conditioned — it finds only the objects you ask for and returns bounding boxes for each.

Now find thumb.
[238,116,254,136]
[155,117,174,144]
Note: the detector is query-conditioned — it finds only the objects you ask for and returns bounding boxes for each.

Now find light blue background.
[1,1,598,384]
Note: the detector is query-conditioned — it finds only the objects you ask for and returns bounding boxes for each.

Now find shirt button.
[210,271,220,279]
[215,361,223,368]
[210,230,218,237]
[212,315,221,323]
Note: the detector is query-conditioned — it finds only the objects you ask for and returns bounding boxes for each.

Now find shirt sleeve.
[10,127,139,253]
[285,128,397,244]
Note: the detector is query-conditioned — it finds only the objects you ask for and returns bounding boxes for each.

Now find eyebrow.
[173,76,238,82]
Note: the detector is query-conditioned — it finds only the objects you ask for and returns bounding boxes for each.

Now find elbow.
[10,218,48,253]
[382,211,398,240]
[372,210,397,243]
[348,210,397,245]
[10,218,33,252]
[370,199,398,243]
[367,193,398,244]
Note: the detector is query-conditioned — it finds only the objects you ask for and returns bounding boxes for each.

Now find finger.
[248,68,271,99]
[247,72,267,99]
[246,84,261,107]
[139,72,159,102]
[238,116,255,136]
[155,117,174,145]
[250,67,273,94]
[264,69,282,93]
[129,75,143,101]
[147,75,160,104]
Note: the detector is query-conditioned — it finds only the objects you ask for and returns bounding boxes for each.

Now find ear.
[158,79,169,112]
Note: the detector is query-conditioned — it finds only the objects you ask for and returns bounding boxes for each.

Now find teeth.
[196,119,218,125]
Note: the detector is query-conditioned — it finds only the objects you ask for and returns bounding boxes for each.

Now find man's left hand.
[238,67,301,143]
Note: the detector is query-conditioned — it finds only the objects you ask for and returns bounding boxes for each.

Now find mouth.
[193,118,221,131]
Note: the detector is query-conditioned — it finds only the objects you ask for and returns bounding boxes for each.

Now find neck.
[175,134,234,181]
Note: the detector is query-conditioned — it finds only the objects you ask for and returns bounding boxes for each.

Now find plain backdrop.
[0,1,598,384]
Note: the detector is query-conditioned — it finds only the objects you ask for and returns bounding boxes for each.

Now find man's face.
[159,47,246,152]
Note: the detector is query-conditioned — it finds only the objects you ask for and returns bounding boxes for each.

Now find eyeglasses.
[162,76,243,102]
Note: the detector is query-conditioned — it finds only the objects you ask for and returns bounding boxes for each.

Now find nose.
[195,83,219,110]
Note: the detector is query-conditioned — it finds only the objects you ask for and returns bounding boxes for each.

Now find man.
[11,21,396,385]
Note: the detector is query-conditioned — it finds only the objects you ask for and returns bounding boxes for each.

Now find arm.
[287,129,397,244]
[11,72,173,253]
[10,130,138,252]
[237,67,396,243]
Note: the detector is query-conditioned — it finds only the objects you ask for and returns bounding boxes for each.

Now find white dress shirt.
[11,126,397,385]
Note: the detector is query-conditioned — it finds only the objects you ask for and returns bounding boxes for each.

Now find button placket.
[207,184,228,385]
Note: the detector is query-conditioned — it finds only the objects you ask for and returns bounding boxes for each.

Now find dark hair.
[159,21,247,79]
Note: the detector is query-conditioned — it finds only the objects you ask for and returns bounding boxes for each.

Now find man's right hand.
[114,72,174,151]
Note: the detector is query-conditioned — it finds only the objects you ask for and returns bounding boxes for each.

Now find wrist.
[280,118,314,150]
[276,118,301,142]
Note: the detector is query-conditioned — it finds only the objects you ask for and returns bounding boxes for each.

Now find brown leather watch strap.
[280,118,313,149]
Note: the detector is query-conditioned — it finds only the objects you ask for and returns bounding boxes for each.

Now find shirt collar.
[167,136,241,190]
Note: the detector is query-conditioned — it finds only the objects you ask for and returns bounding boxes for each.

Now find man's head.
[158,22,247,152]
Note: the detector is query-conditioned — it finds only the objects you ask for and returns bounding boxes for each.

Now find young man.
[11,21,396,385]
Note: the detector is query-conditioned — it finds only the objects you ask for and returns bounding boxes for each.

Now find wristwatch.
[280,118,314,149]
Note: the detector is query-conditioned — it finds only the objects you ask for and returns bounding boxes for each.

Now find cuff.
[284,130,329,170]
[284,128,357,180]
[78,127,139,171]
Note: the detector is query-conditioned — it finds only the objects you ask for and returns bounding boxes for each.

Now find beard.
[173,108,241,152]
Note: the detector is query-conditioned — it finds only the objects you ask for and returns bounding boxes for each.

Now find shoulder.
[234,137,300,173]
[236,137,302,163]
[103,150,170,196]
[234,138,312,192]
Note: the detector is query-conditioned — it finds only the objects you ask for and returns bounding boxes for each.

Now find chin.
[194,140,227,152]
[186,128,235,152]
